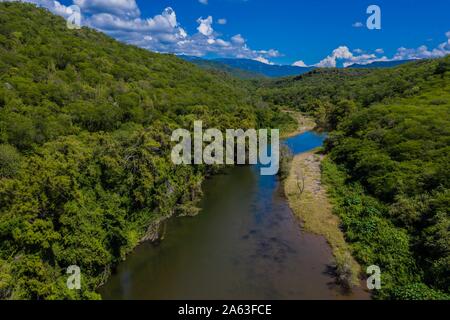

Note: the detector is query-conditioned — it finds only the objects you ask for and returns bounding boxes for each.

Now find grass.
[284,151,362,288]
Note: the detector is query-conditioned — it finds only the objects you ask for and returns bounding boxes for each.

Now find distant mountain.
[180,56,266,79]
[183,56,416,78]
[180,56,313,78]
[214,58,313,77]
[347,60,416,69]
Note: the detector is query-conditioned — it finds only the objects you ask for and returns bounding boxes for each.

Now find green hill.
[0,2,294,299]
[179,55,267,79]
[180,56,314,79]
[346,59,415,69]
[259,57,450,299]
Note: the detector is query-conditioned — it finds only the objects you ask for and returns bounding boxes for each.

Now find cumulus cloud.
[253,56,273,65]
[74,0,140,18]
[292,60,308,67]
[197,16,213,37]
[391,31,450,61]
[231,34,245,45]
[313,45,388,68]
[217,18,227,25]
[315,46,353,67]
[310,31,449,68]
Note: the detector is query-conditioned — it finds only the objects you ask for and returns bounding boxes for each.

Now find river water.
[100,131,370,300]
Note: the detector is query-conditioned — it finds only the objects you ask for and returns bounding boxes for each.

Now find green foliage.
[1,1,447,301]
[0,144,21,178]
[278,145,293,181]
[391,283,450,300]
[322,159,419,298]
[281,55,450,299]
[0,3,293,300]
[260,51,450,298]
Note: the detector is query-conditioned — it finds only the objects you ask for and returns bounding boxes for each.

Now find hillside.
[0,2,294,300]
[260,56,450,299]
[181,56,313,78]
[179,55,267,79]
[215,58,313,78]
[347,59,415,69]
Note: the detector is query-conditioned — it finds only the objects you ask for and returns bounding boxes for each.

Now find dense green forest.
[259,56,450,299]
[180,56,267,79]
[0,3,294,299]
[0,2,448,301]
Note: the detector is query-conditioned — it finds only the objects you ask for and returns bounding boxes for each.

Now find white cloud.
[316,46,353,67]
[352,22,364,28]
[197,16,213,37]
[311,31,450,68]
[74,0,140,18]
[0,0,74,18]
[87,7,184,44]
[253,56,273,65]
[392,31,450,61]
[217,18,227,25]
[231,34,245,45]
[292,60,307,67]
[314,46,386,68]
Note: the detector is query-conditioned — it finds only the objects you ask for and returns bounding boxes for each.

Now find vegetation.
[180,56,267,80]
[0,3,295,299]
[285,151,361,289]
[186,57,313,78]
[260,56,450,299]
[0,1,448,301]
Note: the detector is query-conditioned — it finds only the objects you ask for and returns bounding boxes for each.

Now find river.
[100,131,370,300]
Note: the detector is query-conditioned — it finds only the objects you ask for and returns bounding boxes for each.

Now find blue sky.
[6,0,450,66]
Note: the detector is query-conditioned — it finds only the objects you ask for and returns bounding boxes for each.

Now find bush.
[0,144,21,178]
[391,283,450,300]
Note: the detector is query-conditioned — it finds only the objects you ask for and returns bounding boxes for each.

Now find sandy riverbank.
[283,113,363,289]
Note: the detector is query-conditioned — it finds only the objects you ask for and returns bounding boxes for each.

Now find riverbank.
[284,150,362,288]
[281,110,316,138]
[282,110,365,289]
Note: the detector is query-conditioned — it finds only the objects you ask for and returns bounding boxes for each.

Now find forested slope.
[0,3,293,299]
[260,57,450,299]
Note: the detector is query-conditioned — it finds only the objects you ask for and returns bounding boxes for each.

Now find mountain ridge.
[180,55,313,78]
[182,55,419,78]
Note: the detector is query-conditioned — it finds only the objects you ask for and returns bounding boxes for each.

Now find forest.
[258,56,450,299]
[0,3,294,299]
[0,2,448,300]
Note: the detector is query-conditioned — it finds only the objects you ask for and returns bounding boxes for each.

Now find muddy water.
[100,132,370,300]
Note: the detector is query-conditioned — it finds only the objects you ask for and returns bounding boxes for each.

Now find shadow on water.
[99,131,370,300]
